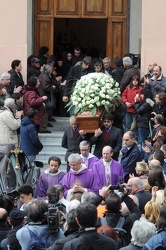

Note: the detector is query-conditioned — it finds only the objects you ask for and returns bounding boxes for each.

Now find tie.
[126,147,128,153]
[73,128,78,137]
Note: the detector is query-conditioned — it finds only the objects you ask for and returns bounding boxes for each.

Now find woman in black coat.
[134,89,154,149]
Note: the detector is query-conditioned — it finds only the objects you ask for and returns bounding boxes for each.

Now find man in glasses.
[79,140,99,169]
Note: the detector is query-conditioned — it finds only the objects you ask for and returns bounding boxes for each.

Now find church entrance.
[34,0,128,64]
[54,18,107,58]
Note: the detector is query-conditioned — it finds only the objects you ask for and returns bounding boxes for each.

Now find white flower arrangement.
[66,72,121,116]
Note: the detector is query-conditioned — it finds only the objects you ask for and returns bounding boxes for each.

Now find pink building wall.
[141,0,166,76]
[0,0,28,80]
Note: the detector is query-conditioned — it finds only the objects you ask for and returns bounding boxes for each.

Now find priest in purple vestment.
[35,156,66,198]
[59,153,99,199]
[91,146,124,189]
[79,140,99,169]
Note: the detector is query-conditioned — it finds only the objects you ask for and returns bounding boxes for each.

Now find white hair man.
[120,56,140,93]
[0,98,23,144]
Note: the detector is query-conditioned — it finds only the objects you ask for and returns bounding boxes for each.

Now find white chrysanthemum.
[68,72,120,115]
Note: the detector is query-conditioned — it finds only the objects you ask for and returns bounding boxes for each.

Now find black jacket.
[8,69,24,94]
[62,126,86,161]
[120,66,140,93]
[63,65,92,97]
[90,126,122,161]
[63,228,118,250]
[135,98,154,128]
[91,194,141,244]
[47,228,78,250]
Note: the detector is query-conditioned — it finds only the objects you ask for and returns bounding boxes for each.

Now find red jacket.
[23,85,45,125]
[122,85,142,113]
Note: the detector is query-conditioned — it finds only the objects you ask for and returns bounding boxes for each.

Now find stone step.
[36,116,68,172]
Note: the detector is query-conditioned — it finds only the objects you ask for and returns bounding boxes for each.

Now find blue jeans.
[124,112,136,132]
[27,155,36,167]
[138,127,149,149]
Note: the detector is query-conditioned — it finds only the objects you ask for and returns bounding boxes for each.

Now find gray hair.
[4,98,15,108]
[133,179,144,190]
[103,57,110,63]
[69,115,77,122]
[66,209,78,228]
[81,192,96,203]
[149,159,162,171]
[131,218,156,246]
[43,64,52,74]
[0,72,11,83]
[66,199,80,213]
[24,199,48,223]
[79,140,90,148]
[68,153,81,163]
[123,56,133,66]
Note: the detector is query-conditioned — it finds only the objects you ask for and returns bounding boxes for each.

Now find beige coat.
[0,108,21,145]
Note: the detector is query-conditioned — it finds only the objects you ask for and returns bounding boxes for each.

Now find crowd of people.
[0,46,166,249]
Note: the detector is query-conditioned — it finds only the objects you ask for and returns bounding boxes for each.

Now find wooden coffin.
[77,108,105,133]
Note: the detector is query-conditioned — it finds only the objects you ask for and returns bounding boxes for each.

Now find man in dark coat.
[62,56,92,103]
[47,209,79,250]
[61,116,86,171]
[27,57,41,80]
[63,203,118,250]
[131,179,152,214]
[120,56,140,94]
[8,60,24,94]
[120,131,142,182]
[0,208,9,244]
[90,113,122,161]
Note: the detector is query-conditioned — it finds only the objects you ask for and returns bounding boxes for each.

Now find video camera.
[47,191,61,232]
[109,185,125,193]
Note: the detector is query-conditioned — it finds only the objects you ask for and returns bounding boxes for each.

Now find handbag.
[45,87,56,109]
[130,117,137,132]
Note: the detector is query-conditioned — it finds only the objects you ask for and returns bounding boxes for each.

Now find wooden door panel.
[55,0,80,17]
[109,0,127,17]
[82,0,107,17]
[35,0,54,16]
[106,18,127,63]
[34,18,54,55]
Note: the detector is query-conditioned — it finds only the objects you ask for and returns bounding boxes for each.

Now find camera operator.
[16,199,64,250]
[90,185,141,247]
[46,185,68,229]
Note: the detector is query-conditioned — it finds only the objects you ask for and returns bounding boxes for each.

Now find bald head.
[102,146,113,162]
[127,177,140,188]
[0,208,8,224]
[69,116,77,129]
[148,159,162,171]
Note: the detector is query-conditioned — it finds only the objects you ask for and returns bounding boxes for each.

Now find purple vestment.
[91,159,124,189]
[81,154,99,169]
[59,167,99,197]
[34,170,66,198]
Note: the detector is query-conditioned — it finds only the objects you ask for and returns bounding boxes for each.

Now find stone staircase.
[35,117,68,172]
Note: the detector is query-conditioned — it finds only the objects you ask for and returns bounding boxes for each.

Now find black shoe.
[39,130,52,133]
[47,122,54,127]
[48,117,56,122]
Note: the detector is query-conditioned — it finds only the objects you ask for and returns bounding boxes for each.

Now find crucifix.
[10,145,23,170]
